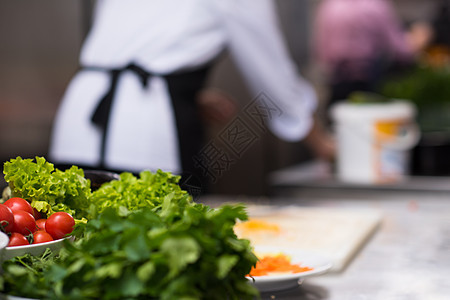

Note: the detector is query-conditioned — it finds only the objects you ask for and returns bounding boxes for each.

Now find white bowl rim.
[5,236,69,251]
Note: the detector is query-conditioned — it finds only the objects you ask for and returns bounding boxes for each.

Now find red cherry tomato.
[0,203,15,233]
[8,232,29,247]
[36,219,47,231]
[4,197,33,215]
[11,210,36,236]
[45,212,75,240]
[33,230,54,244]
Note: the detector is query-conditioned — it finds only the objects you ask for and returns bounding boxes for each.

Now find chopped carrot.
[249,253,313,276]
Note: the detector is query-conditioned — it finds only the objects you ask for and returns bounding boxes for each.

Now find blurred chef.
[49,0,334,178]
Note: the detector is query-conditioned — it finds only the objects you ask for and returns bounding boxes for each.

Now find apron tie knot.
[85,62,154,168]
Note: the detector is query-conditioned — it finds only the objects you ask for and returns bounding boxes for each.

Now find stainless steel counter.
[202,187,450,299]
[269,160,450,195]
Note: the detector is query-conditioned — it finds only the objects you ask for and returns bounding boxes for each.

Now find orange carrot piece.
[249,253,313,276]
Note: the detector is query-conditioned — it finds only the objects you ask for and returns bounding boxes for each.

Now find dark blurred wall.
[0,1,85,160]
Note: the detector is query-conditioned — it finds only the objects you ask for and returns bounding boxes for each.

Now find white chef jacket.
[49,0,317,174]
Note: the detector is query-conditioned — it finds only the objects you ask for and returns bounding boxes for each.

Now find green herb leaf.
[161,236,200,278]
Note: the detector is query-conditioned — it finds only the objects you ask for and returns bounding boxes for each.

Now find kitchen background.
[0,0,446,195]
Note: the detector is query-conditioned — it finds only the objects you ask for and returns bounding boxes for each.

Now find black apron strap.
[85,63,153,169]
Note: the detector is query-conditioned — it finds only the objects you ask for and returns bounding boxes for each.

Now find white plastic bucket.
[330,100,420,184]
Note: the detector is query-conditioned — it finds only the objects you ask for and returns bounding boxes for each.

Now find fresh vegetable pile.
[0,157,83,247]
[0,156,259,300]
[2,156,91,220]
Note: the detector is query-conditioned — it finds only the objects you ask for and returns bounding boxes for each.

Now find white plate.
[248,246,332,292]
[3,237,69,260]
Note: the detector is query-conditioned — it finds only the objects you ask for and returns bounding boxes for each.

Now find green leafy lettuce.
[3,156,91,219]
[87,169,188,219]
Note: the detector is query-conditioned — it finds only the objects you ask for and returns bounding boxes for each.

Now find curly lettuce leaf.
[3,156,92,219]
[88,169,190,219]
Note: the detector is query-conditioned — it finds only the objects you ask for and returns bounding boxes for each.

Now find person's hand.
[303,117,336,161]
[196,88,238,126]
[406,21,434,54]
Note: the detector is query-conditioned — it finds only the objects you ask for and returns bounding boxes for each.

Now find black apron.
[81,62,211,178]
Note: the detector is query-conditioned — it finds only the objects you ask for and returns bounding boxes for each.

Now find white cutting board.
[235,205,382,272]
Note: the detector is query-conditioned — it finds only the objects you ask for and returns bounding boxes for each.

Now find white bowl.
[0,231,8,248]
[1,232,45,300]
[3,237,68,261]
[0,231,9,263]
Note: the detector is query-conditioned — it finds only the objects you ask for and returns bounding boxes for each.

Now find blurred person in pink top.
[312,0,432,107]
